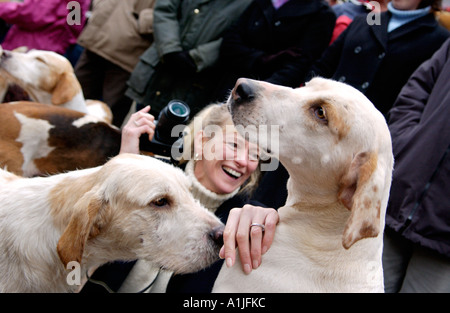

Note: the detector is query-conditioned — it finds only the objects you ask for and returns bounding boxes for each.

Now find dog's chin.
[229,107,267,134]
[141,236,222,275]
[227,95,254,128]
[158,249,221,275]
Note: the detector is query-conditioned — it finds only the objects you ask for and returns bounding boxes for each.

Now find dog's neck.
[281,170,384,252]
[24,86,53,105]
[26,87,89,114]
[284,171,339,209]
[60,91,88,114]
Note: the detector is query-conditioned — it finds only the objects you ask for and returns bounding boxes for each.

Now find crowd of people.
[0,0,449,293]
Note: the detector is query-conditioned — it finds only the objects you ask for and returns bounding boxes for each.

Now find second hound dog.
[0,153,224,292]
[0,46,112,123]
[213,78,394,292]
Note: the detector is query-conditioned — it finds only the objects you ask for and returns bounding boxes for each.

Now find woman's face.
[194,127,259,195]
[391,0,423,10]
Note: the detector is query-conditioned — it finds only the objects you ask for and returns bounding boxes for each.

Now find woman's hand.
[120,106,156,154]
[220,204,279,275]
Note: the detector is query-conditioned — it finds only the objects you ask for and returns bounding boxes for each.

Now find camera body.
[139,100,190,163]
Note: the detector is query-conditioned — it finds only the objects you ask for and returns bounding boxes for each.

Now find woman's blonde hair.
[180,103,261,196]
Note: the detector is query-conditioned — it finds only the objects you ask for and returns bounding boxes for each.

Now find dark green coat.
[126,0,253,116]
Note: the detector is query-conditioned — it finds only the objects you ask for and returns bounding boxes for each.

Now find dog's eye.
[314,106,327,123]
[151,197,169,208]
[35,56,47,64]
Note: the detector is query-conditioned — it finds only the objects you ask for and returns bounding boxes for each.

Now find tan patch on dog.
[325,102,351,142]
[341,152,381,249]
[358,152,378,186]
[49,173,98,229]
[56,190,105,266]
[0,104,25,175]
[51,73,81,105]
[306,99,351,142]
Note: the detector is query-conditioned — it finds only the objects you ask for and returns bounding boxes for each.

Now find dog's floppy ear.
[57,187,105,267]
[338,151,385,249]
[51,72,80,105]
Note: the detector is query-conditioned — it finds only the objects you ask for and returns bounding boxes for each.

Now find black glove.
[163,51,197,74]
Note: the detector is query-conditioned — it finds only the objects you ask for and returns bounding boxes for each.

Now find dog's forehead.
[99,154,191,206]
[26,50,71,70]
[27,50,61,60]
[107,154,189,189]
[113,154,186,178]
[303,78,372,109]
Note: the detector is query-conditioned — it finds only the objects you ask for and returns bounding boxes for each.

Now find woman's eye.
[151,197,169,207]
[226,141,238,150]
[249,152,259,161]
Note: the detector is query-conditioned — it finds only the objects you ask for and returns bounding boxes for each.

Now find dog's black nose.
[0,50,11,61]
[232,80,255,104]
[209,225,224,247]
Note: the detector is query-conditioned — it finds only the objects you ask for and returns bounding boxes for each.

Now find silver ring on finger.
[250,223,265,232]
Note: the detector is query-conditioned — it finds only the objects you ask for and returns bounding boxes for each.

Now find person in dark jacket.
[383,38,450,293]
[308,0,449,117]
[125,0,253,118]
[213,0,336,99]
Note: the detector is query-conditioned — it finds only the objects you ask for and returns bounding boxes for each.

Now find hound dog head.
[228,77,393,249]
[54,154,224,274]
[0,48,81,106]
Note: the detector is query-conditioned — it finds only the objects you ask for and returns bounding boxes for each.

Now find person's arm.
[120,106,155,155]
[152,0,183,57]
[0,0,61,30]
[388,39,450,155]
[220,204,279,275]
[152,0,200,74]
[0,1,31,25]
[188,38,223,72]
[137,7,154,35]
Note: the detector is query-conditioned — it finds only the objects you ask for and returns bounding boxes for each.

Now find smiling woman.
[181,103,261,198]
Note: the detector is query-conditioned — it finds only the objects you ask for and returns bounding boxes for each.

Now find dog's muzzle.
[231,78,256,106]
[209,225,224,247]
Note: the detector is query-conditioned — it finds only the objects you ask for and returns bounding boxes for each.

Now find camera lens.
[166,100,190,120]
[140,100,191,156]
[155,100,190,144]
[168,101,190,118]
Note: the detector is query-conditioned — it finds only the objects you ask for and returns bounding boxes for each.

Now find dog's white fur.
[213,78,393,292]
[0,46,112,123]
[0,153,224,292]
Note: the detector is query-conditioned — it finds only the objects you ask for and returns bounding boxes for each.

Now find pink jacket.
[0,0,90,54]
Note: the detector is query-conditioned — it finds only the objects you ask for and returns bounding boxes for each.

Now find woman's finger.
[261,209,279,255]
[220,207,241,269]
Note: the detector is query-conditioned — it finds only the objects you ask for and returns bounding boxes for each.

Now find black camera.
[139,100,190,161]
